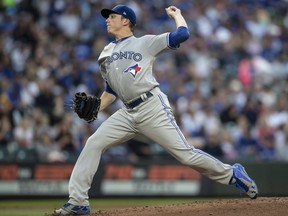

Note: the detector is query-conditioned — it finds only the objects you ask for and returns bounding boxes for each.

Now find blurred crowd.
[0,0,288,164]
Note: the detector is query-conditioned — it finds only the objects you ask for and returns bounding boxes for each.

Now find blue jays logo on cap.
[124,64,142,78]
[101,5,137,25]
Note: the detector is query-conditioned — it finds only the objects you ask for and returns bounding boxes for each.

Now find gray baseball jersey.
[67,33,233,206]
[98,34,168,102]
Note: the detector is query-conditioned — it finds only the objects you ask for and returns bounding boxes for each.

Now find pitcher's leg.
[141,93,258,198]
[139,93,233,184]
[144,126,233,184]
[68,110,137,206]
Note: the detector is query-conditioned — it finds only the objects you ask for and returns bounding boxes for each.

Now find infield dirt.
[91,197,288,216]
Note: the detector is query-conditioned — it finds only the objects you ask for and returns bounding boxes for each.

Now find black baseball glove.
[72,92,101,123]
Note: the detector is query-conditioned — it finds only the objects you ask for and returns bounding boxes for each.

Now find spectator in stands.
[13,115,34,149]
[236,126,259,158]
[35,131,66,162]
[275,124,288,161]
[12,12,39,58]
[241,97,259,127]
[34,78,55,118]
[258,133,276,160]
[0,115,13,147]
[202,131,224,158]
[55,115,76,154]
[221,129,238,159]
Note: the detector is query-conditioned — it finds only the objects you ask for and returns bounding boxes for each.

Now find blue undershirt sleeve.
[168,26,190,49]
[105,82,117,97]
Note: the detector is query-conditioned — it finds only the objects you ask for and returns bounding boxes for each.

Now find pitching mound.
[91,197,288,216]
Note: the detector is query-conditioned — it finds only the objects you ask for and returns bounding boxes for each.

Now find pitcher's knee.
[178,157,191,165]
[85,136,106,152]
[173,154,192,165]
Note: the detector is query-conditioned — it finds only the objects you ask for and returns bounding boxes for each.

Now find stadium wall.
[0,161,287,197]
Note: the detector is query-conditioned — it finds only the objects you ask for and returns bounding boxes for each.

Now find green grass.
[0,198,208,216]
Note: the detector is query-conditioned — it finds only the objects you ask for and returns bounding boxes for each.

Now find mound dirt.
[91,197,288,216]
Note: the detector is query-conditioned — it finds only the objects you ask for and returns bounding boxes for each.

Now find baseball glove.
[72,92,101,123]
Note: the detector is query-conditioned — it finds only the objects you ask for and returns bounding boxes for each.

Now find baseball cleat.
[231,163,258,199]
[53,203,90,215]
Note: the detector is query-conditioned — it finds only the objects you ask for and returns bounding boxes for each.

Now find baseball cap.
[101,5,136,25]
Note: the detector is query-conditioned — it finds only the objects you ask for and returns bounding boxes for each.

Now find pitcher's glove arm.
[72,92,101,123]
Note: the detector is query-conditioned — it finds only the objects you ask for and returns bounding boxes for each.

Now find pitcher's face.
[106,13,126,35]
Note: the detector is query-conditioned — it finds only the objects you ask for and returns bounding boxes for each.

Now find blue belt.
[124,92,153,109]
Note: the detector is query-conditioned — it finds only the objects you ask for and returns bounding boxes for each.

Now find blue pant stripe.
[157,94,191,149]
[193,148,232,168]
[157,95,232,169]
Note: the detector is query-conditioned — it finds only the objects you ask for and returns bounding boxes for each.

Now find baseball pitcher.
[53,5,258,215]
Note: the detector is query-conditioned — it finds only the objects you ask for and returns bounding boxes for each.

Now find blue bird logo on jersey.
[124,64,142,78]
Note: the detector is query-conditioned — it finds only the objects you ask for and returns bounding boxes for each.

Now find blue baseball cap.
[101,5,136,26]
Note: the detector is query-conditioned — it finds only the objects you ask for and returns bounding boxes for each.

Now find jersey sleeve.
[145,27,189,56]
[105,81,117,96]
[144,33,170,56]
[168,26,190,49]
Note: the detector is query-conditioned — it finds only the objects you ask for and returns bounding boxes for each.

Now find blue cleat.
[53,203,90,215]
[230,163,258,199]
